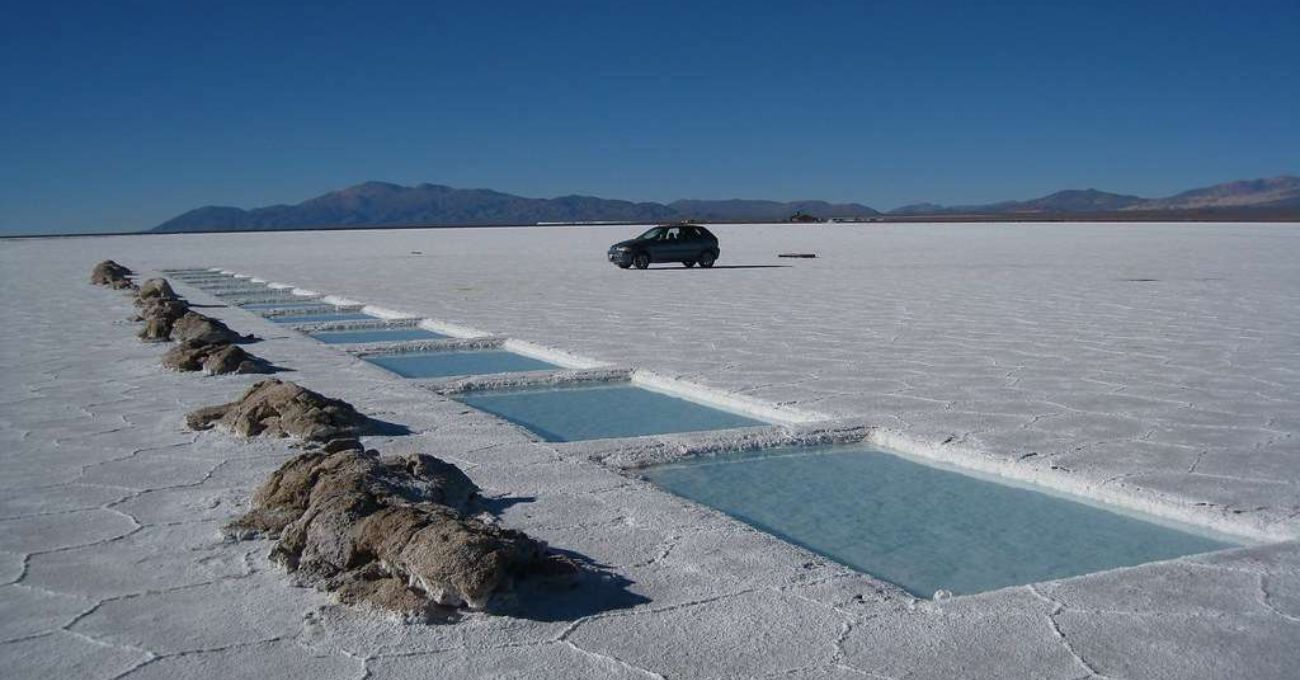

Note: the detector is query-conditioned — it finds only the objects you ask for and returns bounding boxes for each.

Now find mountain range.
[151,175,1300,232]
[890,176,1300,216]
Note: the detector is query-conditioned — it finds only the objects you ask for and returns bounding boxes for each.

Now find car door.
[650,226,685,261]
[680,226,706,259]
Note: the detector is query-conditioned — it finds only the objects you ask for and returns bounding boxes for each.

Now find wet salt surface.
[645,446,1234,597]
[363,350,556,378]
[455,384,767,442]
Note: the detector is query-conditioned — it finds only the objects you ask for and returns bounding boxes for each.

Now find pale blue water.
[312,328,447,344]
[269,312,376,324]
[644,447,1235,597]
[455,384,767,442]
[363,350,557,379]
[242,301,330,310]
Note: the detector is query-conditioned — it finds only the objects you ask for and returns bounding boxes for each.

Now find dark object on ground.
[91,260,135,289]
[786,211,822,223]
[135,299,191,342]
[778,253,817,258]
[136,278,180,303]
[608,224,720,270]
[225,446,575,616]
[186,378,369,441]
[172,311,255,344]
[162,339,271,374]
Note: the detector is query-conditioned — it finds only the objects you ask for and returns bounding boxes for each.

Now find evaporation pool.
[242,301,331,311]
[363,350,557,379]
[643,446,1235,597]
[455,384,766,442]
[269,312,376,324]
[312,327,447,344]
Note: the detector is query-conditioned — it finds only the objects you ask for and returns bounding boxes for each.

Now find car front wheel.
[683,260,695,268]
[633,253,651,269]
[698,251,716,268]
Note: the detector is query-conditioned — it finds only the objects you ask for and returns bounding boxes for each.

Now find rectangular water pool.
[455,384,767,442]
[363,350,557,379]
[311,327,447,344]
[242,301,331,311]
[643,447,1234,597]
[269,312,376,324]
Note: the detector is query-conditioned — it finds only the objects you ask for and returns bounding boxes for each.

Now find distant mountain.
[666,199,877,222]
[886,176,1300,216]
[152,182,877,232]
[152,175,1298,232]
[1126,176,1300,211]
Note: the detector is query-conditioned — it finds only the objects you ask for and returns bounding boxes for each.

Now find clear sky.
[2,1,1297,234]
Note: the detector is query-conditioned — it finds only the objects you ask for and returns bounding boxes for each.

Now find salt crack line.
[560,639,667,679]
[1027,585,1110,680]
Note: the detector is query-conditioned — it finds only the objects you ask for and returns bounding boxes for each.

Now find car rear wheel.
[633,253,651,269]
[698,251,716,268]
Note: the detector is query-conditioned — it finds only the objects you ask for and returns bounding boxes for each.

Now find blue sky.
[2,1,1297,234]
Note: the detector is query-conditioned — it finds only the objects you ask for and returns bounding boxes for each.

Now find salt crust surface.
[1,222,1298,678]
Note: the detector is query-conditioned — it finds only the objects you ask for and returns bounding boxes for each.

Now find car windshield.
[637,227,665,241]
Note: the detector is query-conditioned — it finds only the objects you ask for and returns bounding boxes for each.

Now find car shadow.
[645,264,792,270]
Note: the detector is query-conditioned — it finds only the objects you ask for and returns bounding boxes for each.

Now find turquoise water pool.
[363,350,557,378]
[455,384,767,442]
[269,312,375,324]
[643,446,1235,597]
[312,327,447,344]
[242,301,329,310]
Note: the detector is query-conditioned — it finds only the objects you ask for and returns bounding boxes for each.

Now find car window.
[683,227,702,240]
[664,227,681,241]
[638,227,664,241]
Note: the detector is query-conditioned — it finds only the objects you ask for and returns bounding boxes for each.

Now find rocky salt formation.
[134,300,192,342]
[128,276,190,341]
[135,277,180,303]
[171,311,255,345]
[227,441,574,616]
[162,339,270,375]
[187,379,369,441]
[90,259,135,289]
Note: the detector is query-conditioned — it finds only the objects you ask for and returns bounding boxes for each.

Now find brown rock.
[185,379,368,441]
[135,278,180,304]
[227,448,568,616]
[134,299,191,342]
[171,312,253,345]
[90,260,134,289]
[161,340,269,374]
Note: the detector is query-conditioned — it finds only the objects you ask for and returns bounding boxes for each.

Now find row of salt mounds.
[188,381,575,616]
[121,272,270,374]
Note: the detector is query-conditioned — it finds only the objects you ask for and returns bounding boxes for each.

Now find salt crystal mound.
[161,339,271,375]
[170,311,255,345]
[134,298,191,342]
[226,443,575,616]
[134,277,179,304]
[89,259,134,289]
[186,379,369,442]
